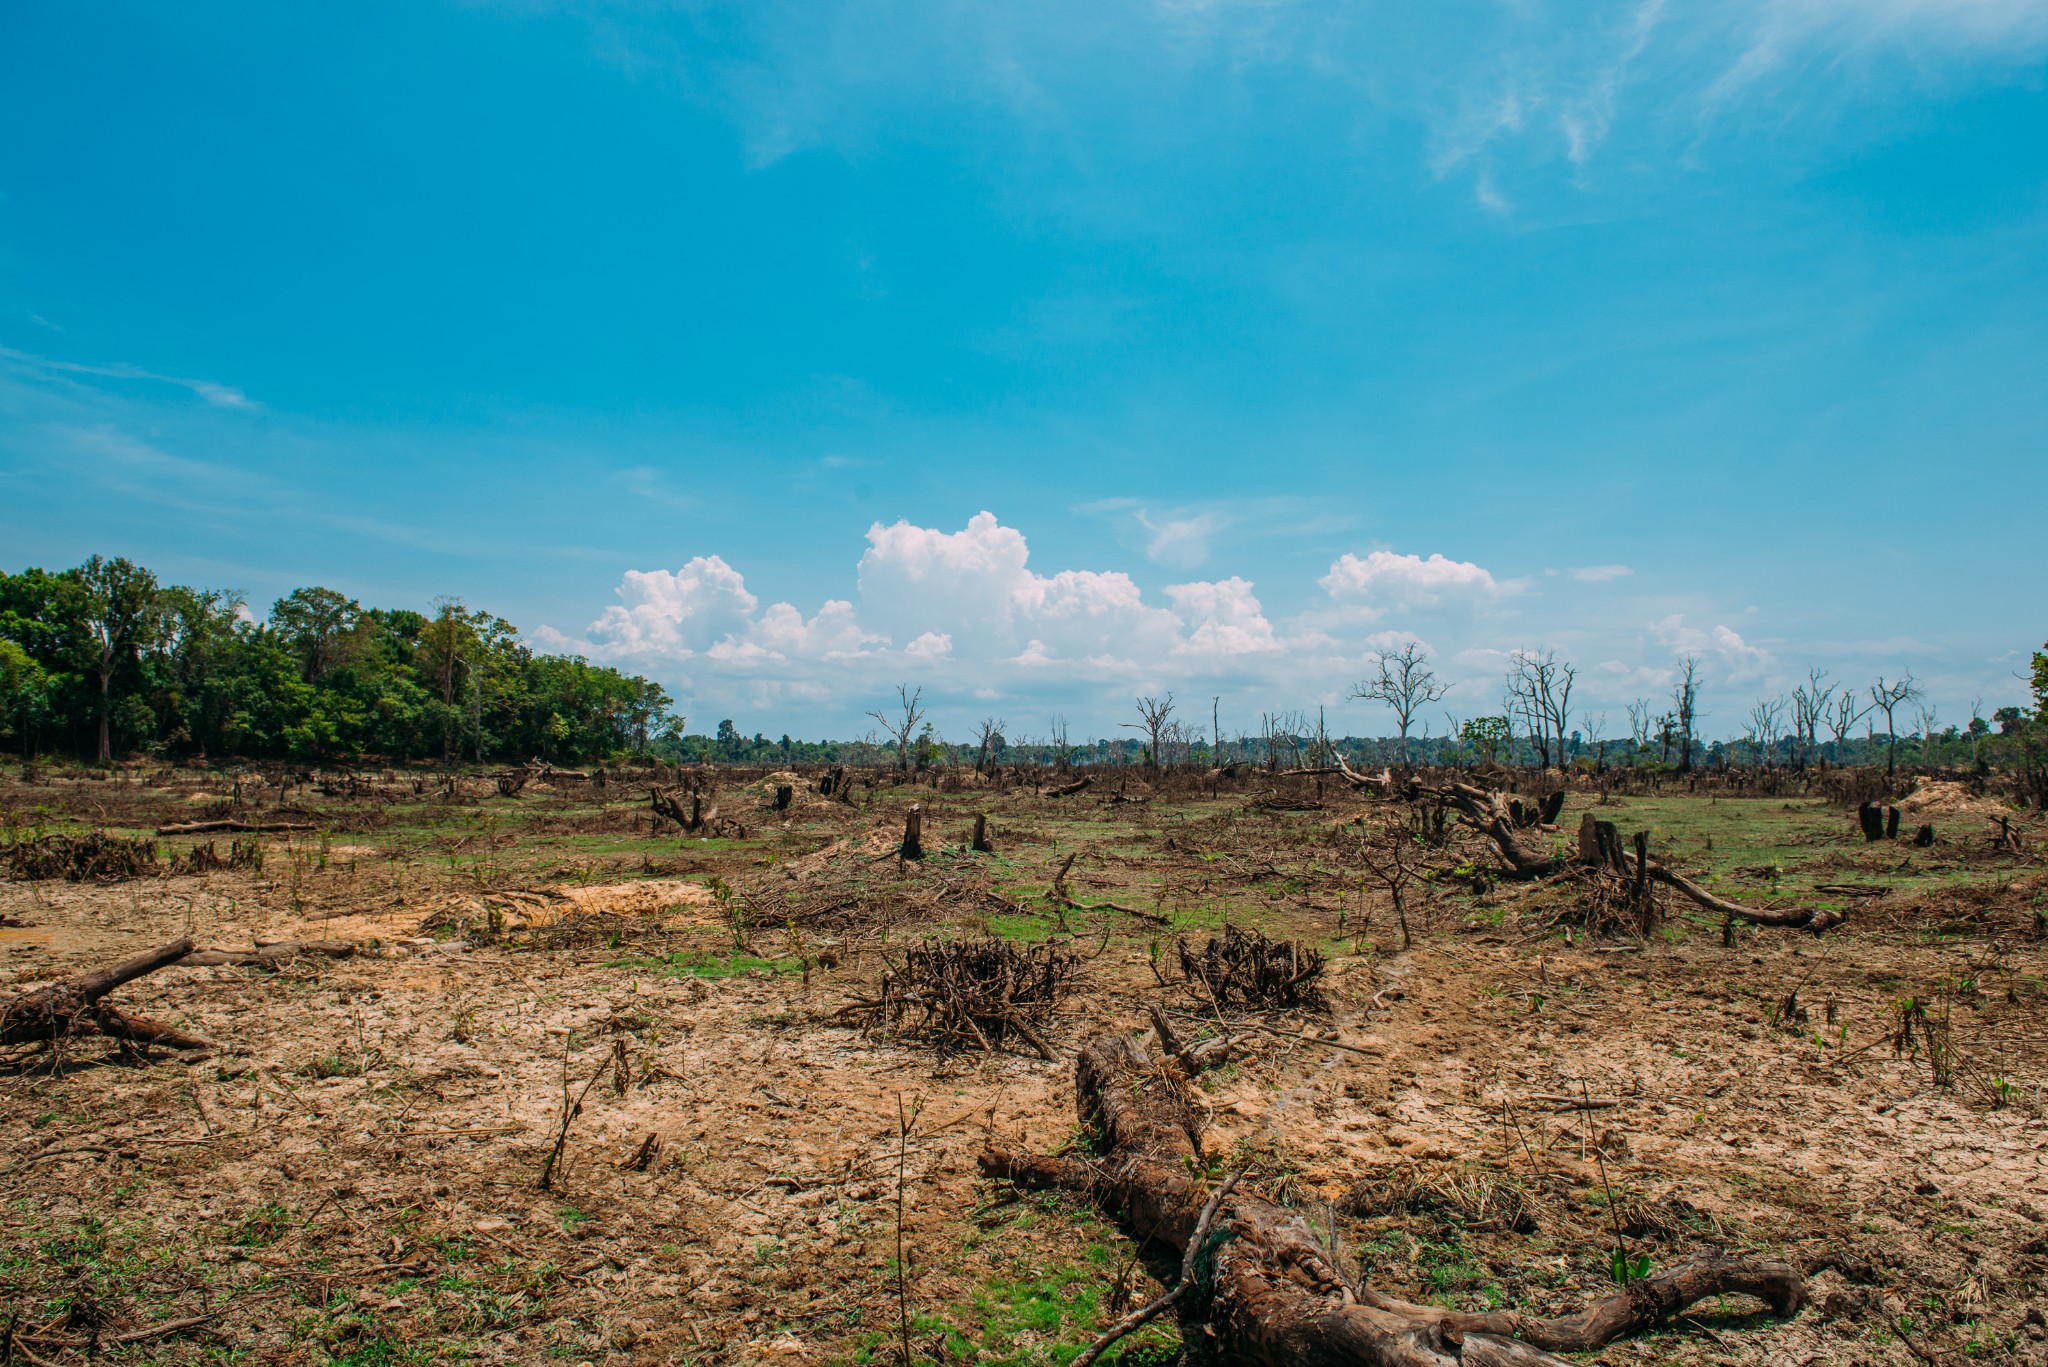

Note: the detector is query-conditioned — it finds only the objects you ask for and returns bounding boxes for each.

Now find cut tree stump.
[901,803,924,860]
[983,1026,1803,1366]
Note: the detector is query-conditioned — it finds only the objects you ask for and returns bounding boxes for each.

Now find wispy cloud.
[0,346,256,409]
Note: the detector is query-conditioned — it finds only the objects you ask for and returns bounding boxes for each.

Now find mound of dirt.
[1899,779,2011,824]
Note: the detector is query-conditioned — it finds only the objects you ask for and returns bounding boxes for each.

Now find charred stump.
[901,803,924,860]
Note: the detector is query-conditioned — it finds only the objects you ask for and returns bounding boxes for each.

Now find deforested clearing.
[3,760,2044,1366]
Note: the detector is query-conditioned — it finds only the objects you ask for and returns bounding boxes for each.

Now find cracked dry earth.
[5,828,2048,1365]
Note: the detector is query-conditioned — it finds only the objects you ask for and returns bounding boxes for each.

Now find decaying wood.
[1432,781,1843,933]
[1047,776,1093,798]
[982,1027,1804,1366]
[971,811,994,853]
[177,939,356,968]
[155,818,313,836]
[901,803,924,860]
[0,938,205,1051]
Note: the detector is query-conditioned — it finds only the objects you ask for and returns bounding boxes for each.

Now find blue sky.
[2,1,2043,741]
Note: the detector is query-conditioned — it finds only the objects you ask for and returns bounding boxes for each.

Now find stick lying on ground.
[0,938,210,1051]
[982,1025,1803,1366]
[155,819,313,836]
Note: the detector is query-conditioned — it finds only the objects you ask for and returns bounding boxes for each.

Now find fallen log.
[176,939,356,968]
[0,938,201,1049]
[155,819,313,836]
[1430,782,1843,933]
[1047,776,1093,798]
[982,1027,1803,1366]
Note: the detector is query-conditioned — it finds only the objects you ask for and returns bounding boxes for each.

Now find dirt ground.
[3,764,2047,1366]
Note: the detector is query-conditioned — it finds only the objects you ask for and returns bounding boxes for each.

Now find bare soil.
[3,765,2046,1365]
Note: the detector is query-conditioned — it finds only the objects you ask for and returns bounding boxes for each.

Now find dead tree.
[973,717,1006,775]
[1869,673,1921,777]
[868,684,928,775]
[0,939,210,1052]
[1671,656,1701,774]
[1123,694,1177,773]
[1350,642,1449,767]
[982,1027,1804,1366]
[1358,824,1419,949]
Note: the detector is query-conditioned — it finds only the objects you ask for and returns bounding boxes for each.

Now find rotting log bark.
[982,1027,1803,1366]
[0,938,203,1050]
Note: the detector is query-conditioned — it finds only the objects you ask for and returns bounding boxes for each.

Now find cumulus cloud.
[553,514,1891,735]
[587,556,759,657]
[1318,550,1508,610]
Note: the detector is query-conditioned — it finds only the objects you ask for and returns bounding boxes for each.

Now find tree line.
[0,557,679,765]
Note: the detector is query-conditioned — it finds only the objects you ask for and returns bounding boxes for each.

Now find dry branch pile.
[839,937,1077,1059]
[4,831,158,882]
[1177,926,1324,1009]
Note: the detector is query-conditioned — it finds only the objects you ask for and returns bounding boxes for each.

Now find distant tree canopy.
[0,557,679,765]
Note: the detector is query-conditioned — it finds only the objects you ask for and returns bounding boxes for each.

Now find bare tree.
[1625,698,1653,755]
[1122,694,1176,773]
[1349,641,1448,766]
[1745,694,1787,768]
[1504,649,1575,769]
[1670,656,1701,773]
[1049,714,1072,771]
[867,684,927,774]
[1789,668,1836,769]
[1580,709,1609,772]
[1358,823,1419,950]
[1869,673,1921,776]
[1827,688,1866,755]
[972,716,1006,775]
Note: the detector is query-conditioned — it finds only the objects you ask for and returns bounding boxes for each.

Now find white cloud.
[1136,511,1217,570]
[586,556,759,657]
[1650,613,1772,679]
[1319,550,1507,609]
[551,514,1979,738]
[0,346,255,409]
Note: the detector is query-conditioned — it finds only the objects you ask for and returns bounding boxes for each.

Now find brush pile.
[839,937,1077,1060]
[1176,925,1323,1009]
[5,831,159,882]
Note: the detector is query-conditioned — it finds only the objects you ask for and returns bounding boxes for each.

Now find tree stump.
[971,811,994,853]
[901,803,924,860]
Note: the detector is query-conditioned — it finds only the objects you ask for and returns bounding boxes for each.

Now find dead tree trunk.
[983,1027,1802,1366]
[971,812,994,853]
[901,803,924,860]
[1858,803,1886,842]
[0,938,205,1049]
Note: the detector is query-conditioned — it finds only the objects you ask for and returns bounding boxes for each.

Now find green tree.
[70,555,161,763]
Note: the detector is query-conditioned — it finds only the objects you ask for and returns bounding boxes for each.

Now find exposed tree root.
[982,1026,1803,1366]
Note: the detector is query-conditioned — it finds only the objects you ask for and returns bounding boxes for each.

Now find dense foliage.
[0,557,678,765]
